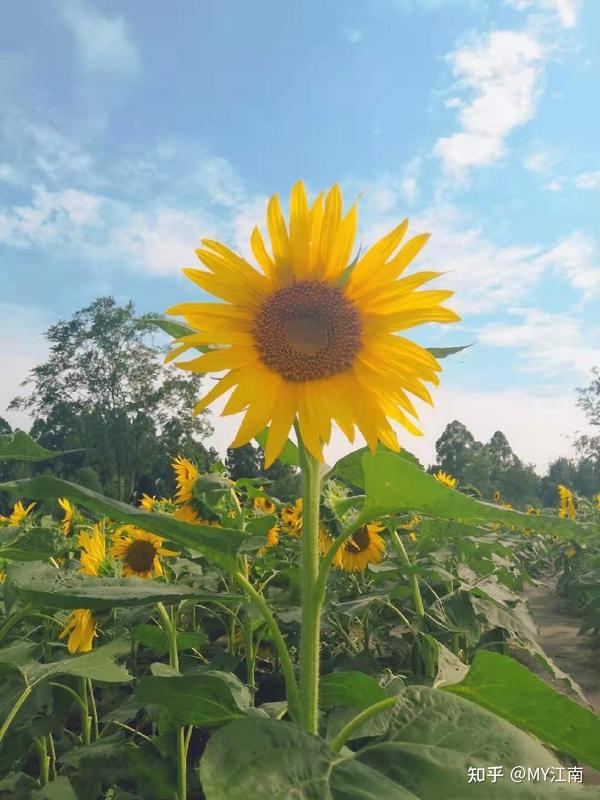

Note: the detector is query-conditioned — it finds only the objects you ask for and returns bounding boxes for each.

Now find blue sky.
[1,0,599,469]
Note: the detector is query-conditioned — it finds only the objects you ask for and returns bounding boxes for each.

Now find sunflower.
[258,525,280,556]
[565,546,577,559]
[493,491,501,503]
[558,485,576,520]
[595,492,600,509]
[526,506,540,515]
[0,500,36,527]
[172,456,200,504]
[166,182,459,467]
[340,522,386,572]
[173,504,200,524]
[60,609,97,654]
[253,496,276,514]
[433,470,456,489]
[78,525,110,576]
[58,498,75,535]
[281,498,303,534]
[110,526,178,579]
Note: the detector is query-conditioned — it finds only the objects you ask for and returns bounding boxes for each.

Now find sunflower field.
[1,184,600,799]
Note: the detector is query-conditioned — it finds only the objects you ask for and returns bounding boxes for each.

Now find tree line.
[1,297,598,512]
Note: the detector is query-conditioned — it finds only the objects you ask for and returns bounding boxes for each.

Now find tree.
[9,297,214,501]
[226,442,301,502]
[434,420,478,477]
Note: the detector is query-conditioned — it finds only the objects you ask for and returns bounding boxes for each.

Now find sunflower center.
[347,526,370,553]
[125,539,157,573]
[253,281,362,382]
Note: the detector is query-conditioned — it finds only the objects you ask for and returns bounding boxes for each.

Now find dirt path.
[525,579,600,786]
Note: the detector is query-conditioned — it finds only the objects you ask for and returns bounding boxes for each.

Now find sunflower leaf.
[0,431,74,462]
[5,561,228,611]
[360,450,595,539]
[427,343,472,359]
[0,475,246,570]
[255,428,299,466]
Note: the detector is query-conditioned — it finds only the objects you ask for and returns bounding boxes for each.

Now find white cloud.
[505,0,582,28]
[574,170,600,190]
[434,30,545,177]
[0,185,104,248]
[195,157,245,207]
[536,231,600,297]
[57,0,139,75]
[0,163,20,184]
[523,148,558,172]
[543,179,565,191]
[479,307,600,377]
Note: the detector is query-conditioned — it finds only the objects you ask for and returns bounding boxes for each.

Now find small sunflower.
[0,500,36,527]
[341,522,386,572]
[558,484,576,520]
[253,496,276,514]
[281,498,303,534]
[110,526,178,579]
[172,456,200,504]
[58,498,75,535]
[78,525,110,576]
[0,570,6,583]
[166,182,459,467]
[173,504,200,524]
[526,506,540,515]
[259,525,280,556]
[493,491,501,503]
[502,502,513,509]
[60,609,97,654]
[565,546,577,559]
[595,492,600,509]
[433,470,456,489]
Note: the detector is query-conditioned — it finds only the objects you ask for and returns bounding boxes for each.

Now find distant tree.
[9,297,214,501]
[226,443,261,481]
[0,417,11,435]
[226,442,301,502]
[435,420,477,477]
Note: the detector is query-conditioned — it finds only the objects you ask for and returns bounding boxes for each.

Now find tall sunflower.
[558,484,576,520]
[172,456,200,504]
[340,522,386,572]
[110,525,178,579]
[166,182,459,466]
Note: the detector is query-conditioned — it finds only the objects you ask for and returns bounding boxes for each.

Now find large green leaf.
[427,344,472,359]
[134,672,248,728]
[5,561,223,610]
[0,431,70,462]
[361,451,592,539]
[444,651,600,770]
[331,445,422,488]
[0,638,132,685]
[0,527,66,562]
[132,624,207,654]
[0,475,246,570]
[200,689,594,799]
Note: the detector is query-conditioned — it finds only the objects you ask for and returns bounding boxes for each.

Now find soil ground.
[525,579,600,787]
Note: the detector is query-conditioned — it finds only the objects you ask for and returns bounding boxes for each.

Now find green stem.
[35,736,50,786]
[330,696,397,753]
[47,733,57,781]
[296,426,322,735]
[241,617,256,695]
[49,682,88,716]
[87,678,99,741]
[0,607,31,645]
[232,571,301,724]
[0,685,32,744]
[156,603,185,800]
[79,678,91,745]
[391,529,425,621]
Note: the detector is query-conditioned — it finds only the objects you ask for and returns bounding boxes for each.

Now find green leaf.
[134,672,248,728]
[199,690,593,799]
[255,428,299,466]
[132,624,207,654]
[0,638,132,685]
[418,633,469,687]
[5,561,221,610]
[0,527,65,562]
[361,450,593,539]
[331,445,422,488]
[444,651,600,770]
[0,475,246,570]
[145,316,196,340]
[320,671,387,711]
[0,431,70,462]
[32,776,79,800]
[427,343,472,359]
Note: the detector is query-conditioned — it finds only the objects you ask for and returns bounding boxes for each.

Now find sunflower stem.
[156,603,186,800]
[330,696,397,753]
[35,736,50,786]
[390,529,425,621]
[296,427,322,735]
[79,677,92,745]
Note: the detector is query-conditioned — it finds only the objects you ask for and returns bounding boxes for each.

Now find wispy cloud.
[434,30,545,178]
[57,0,139,76]
[505,0,583,29]
[574,170,600,190]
